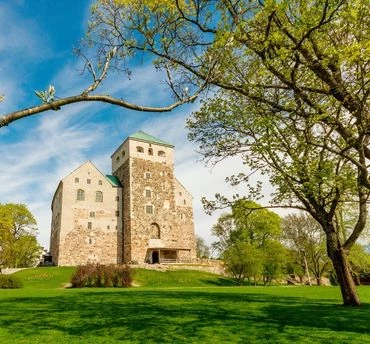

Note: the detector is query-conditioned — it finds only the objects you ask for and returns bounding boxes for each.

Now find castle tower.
[111,131,196,264]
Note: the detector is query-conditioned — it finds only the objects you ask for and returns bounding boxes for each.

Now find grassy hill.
[0,267,369,343]
[12,266,234,289]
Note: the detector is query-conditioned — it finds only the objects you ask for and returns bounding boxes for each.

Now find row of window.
[87,220,119,230]
[136,146,166,157]
[75,177,103,185]
[77,189,104,202]
[115,148,166,164]
[76,190,120,202]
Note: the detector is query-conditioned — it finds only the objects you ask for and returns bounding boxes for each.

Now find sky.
[0,1,279,251]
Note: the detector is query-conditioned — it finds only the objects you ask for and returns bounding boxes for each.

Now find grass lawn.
[0,268,370,343]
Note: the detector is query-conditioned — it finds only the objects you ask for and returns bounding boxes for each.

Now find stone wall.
[52,161,122,266]
[114,159,131,263]
[114,149,196,264]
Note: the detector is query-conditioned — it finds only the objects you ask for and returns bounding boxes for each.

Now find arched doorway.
[152,251,159,264]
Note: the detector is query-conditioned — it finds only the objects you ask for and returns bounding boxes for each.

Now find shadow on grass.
[1,289,370,343]
[199,277,237,286]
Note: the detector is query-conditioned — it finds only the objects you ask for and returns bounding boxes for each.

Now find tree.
[195,235,210,259]
[0,204,41,268]
[231,200,281,247]
[222,242,263,285]
[348,244,370,285]
[212,202,284,285]
[211,213,235,256]
[261,240,287,286]
[282,213,330,285]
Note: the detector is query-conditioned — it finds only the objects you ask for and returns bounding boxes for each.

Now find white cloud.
[0,2,281,254]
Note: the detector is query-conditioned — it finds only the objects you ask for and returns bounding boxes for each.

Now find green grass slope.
[0,267,369,343]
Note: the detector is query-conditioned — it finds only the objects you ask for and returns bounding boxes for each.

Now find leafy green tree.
[222,242,263,285]
[348,244,370,285]
[231,200,281,247]
[211,213,235,256]
[195,235,210,259]
[261,240,288,286]
[212,202,284,285]
[0,204,41,268]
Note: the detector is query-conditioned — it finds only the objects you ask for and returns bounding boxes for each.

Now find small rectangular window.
[145,172,151,179]
[75,177,79,183]
[88,222,92,229]
[115,196,119,201]
[89,212,95,218]
[145,189,152,198]
[87,179,91,184]
[98,180,102,185]
[115,211,119,217]
[89,238,92,244]
[145,205,154,214]
[107,225,110,229]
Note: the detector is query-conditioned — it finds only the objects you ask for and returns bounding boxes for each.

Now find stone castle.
[49,131,196,266]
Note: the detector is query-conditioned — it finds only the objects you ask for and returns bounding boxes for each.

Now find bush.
[70,264,132,288]
[0,275,23,289]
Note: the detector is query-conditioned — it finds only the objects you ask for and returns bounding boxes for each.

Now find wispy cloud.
[0,2,279,252]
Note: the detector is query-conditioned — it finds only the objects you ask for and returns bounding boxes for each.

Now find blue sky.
[0,1,272,250]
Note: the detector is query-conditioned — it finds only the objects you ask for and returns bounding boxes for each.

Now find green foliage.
[0,203,41,268]
[213,202,285,285]
[70,264,133,288]
[231,200,281,246]
[222,242,263,285]
[211,213,234,255]
[0,275,22,289]
[261,240,288,285]
[348,244,370,284]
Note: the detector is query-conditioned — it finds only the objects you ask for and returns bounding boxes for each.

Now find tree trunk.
[303,253,312,286]
[328,245,360,306]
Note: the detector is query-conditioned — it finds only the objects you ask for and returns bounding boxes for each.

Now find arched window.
[122,150,126,157]
[95,191,103,202]
[148,148,153,156]
[158,150,166,157]
[76,189,85,201]
[150,223,160,239]
[116,156,120,164]
[137,146,144,153]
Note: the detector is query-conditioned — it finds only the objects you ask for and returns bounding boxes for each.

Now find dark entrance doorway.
[152,251,159,264]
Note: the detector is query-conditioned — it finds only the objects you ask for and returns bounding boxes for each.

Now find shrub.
[70,264,132,288]
[0,275,23,289]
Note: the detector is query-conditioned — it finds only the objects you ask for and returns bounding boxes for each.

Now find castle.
[49,131,196,266]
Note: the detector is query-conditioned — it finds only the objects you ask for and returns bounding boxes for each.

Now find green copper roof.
[129,131,174,147]
[105,175,122,187]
